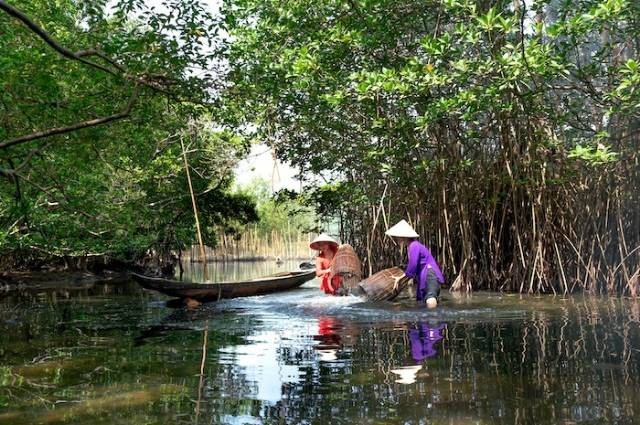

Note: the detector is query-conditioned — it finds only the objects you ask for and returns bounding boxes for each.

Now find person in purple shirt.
[385,219,445,308]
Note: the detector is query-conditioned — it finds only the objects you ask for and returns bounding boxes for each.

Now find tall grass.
[187,226,315,262]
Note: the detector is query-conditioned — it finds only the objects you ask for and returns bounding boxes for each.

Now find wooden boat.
[131,270,316,302]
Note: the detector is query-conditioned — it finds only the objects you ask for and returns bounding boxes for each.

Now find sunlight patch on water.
[220,414,262,425]
[214,313,364,405]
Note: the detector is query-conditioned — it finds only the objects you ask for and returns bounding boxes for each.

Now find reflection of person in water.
[390,322,445,385]
[314,317,342,361]
[409,322,445,362]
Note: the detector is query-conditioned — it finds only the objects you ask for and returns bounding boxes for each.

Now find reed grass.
[187,226,315,262]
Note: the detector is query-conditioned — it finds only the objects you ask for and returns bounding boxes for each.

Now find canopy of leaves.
[0,0,258,266]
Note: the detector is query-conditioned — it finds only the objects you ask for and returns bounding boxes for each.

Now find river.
[1,261,640,424]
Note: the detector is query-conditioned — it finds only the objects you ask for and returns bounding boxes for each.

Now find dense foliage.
[221,0,640,293]
[0,1,257,269]
[235,178,317,237]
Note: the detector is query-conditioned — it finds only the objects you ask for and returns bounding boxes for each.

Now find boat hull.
[131,270,316,302]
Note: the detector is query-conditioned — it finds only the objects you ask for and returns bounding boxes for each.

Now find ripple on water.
[207,288,531,325]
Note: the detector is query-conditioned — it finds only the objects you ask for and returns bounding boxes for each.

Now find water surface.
[1,263,640,424]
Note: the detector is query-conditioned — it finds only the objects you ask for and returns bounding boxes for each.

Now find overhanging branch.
[0,86,141,150]
[0,1,173,93]
[0,0,117,76]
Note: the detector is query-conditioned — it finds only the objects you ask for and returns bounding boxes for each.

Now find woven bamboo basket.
[331,244,362,292]
[356,267,412,302]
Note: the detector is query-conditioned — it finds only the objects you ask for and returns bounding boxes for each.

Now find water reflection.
[314,316,342,361]
[1,281,640,425]
[409,321,446,362]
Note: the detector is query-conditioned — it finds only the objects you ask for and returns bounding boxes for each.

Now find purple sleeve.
[404,242,420,278]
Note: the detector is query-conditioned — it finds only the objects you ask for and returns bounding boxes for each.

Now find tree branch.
[0,0,118,77]
[148,166,232,208]
[0,1,174,94]
[76,48,127,73]
[5,158,22,202]
[0,86,141,150]
[0,141,54,177]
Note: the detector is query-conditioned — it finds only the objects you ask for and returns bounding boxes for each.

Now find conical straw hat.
[390,365,422,385]
[317,349,338,362]
[309,233,339,250]
[385,219,419,238]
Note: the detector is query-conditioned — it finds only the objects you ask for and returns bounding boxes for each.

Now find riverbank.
[0,270,130,293]
[0,248,177,284]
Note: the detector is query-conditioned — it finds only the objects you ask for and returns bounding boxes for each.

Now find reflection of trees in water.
[3,295,640,424]
[2,281,139,300]
[215,299,640,425]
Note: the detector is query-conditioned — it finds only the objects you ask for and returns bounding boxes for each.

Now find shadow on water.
[1,268,640,424]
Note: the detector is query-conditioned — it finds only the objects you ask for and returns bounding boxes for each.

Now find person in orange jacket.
[310,233,342,295]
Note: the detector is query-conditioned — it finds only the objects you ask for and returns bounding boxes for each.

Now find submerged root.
[449,270,472,293]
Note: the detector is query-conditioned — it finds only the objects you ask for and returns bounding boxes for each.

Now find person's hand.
[392,275,404,292]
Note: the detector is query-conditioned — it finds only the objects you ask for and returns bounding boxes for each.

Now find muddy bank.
[0,248,177,286]
[0,270,131,293]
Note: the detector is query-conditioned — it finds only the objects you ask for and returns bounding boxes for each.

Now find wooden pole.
[181,137,207,265]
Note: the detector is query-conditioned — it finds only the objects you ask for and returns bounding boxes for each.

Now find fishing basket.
[331,244,362,291]
[357,267,411,302]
